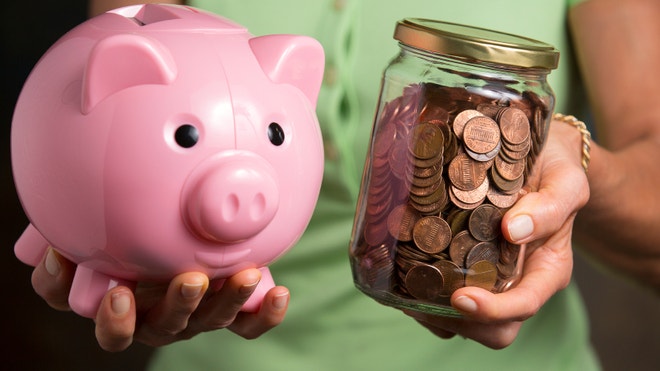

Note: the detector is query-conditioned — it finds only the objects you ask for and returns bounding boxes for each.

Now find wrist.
[552,113,591,173]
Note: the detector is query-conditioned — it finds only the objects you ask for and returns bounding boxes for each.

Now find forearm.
[574,140,660,292]
[570,0,660,292]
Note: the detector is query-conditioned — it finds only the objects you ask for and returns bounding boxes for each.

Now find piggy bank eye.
[175,124,199,148]
[268,122,285,146]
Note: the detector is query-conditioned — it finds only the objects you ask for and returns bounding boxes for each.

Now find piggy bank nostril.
[222,193,240,222]
[251,193,267,220]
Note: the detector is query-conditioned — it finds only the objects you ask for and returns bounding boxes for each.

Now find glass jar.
[349,18,559,317]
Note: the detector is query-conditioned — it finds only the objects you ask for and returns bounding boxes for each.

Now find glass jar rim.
[394,18,560,70]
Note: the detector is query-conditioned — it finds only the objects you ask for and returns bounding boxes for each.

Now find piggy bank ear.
[249,35,325,108]
[82,34,177,114]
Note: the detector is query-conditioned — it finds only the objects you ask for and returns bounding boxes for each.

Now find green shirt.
[150,1,599,370]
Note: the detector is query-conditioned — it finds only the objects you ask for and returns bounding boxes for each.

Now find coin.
[448,152,488,191]
[419,103,450,124]
[468,204,503,241]
[490,165,524,195]
[412,216,452,254]
[452,109,484,139]
[433,260,465,296]
[409,182,447,206]
[465,260,498,291]
[389,140,412,180]
[446,208,472,235]
[356,243,394,289]
[465,140,501,162]
[373,120,397,158]
[486,185,521,209]
[448,188,484,210]
[462,116,501,155]
[465,241,500,267]
[450,176,489,205]
[494,155,525,181]
[449,230,480,267]
[498,107,530,145]
[363,220,390,247]
[387,204,421,242]
[408,122,444,160]
[405,264,445,301]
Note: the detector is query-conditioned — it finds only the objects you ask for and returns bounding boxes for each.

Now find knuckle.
[202,316,236,330]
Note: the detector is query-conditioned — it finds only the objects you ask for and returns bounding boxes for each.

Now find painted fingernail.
[111,292,130,316]
[181,282,204,299]
[454,296,478,314]
[272,292,289,310]
[508,215,534,241]
[45,249,60,276]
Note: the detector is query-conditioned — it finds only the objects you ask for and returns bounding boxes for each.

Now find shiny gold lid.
[394,18,559,69]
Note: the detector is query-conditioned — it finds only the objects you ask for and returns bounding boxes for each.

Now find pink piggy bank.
[11,4,324,318]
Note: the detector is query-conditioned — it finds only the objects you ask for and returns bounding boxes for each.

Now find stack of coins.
[352,82,548,304]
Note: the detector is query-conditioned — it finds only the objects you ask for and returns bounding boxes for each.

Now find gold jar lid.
[394,18,559,70]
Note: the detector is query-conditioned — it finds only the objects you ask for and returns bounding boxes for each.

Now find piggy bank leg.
[241,267,275,312]
[69,263,135,318]
[14,224,50,267]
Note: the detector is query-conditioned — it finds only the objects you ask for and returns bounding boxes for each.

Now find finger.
[449,239,574,324]
[503,126,589,245]
[31,248,76,311]
[95,286,136,352]
[228,285,289,339]
[136,272,209,345]
[502,187,583,245]
[402,310,457,339]
[406,309,521,349]
[189,268,262,333]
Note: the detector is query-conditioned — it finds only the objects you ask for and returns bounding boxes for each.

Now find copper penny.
[486,185,521,209]
[449,230,480,267]
[448,152,488,191]
[419,104,450,124]
[490,165,524,194]
[412,216,452,254]
[408,122,444,160]
[494,155,525,181]
[446,208,472,235]
[462,116,501,155]
[465,241,500,267]
[498,107,530,145]
[450,176,489,205]
[405,264,445,301]
[468,204,503,241]
[433,260,465,296]
[373,120,397,158]
[465,260,498,291]
[387,204,421,242]
[452,109,484,139]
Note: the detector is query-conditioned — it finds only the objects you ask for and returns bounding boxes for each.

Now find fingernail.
[111,292,130,316]
[239,279,260,295]
[181,282,204,299]
[508,215,534,241]
[45,249,60,276]
[272,292,289,310]
[454,296,478,314]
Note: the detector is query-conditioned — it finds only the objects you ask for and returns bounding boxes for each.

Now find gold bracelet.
[553,113,591,173]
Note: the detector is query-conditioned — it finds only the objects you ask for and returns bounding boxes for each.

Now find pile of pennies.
[352,82,549,305]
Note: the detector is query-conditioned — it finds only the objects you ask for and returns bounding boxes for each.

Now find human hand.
[30,248,289,352]
[404,119,589,349]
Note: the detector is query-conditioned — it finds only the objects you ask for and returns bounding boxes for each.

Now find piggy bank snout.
[184,154,280,243]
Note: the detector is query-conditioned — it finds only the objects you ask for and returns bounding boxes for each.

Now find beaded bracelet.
[553,113,591,173]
